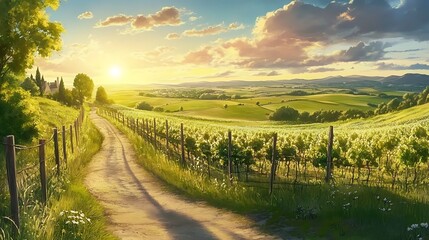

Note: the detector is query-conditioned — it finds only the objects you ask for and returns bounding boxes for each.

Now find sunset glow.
[109,66,122,79]
[32,0,429,85]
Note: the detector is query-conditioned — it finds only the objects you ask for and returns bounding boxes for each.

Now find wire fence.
[99,108,429,194]
[1,107,85,233]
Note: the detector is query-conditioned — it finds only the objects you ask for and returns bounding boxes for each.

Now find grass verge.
[0,101,116,240]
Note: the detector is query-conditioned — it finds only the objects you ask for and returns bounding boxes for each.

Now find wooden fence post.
[228,130,233,185]
[4,135,19,230]
[180,123,185,165]
[53,128,60,176]
[146,119,150,140]
[136,119,139,135]
[70,124,74,154]
[165,120,169,154]
[269,133,278,195]
[325,126,334,183]
[122,114,125,125]
[39,139,47,205]
[142,118,146,139]
[153,118,157,148]
[62,126,67,165]
[74,120,79,148]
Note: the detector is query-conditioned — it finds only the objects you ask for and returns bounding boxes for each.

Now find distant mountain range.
[170,73,429,91]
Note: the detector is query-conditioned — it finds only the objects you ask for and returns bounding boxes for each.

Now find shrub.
[136,101,153,111]
[0,89,39,142]
[269,106,299,121]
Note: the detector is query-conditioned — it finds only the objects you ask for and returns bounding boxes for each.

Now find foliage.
[269,106,300,121]
[0,1,63,90]
[95,86,110,104]
[0,88,39,141]
[73,73,94,104]
[136,101,154,111]
[58,77,66,103]
[20,76,38,96]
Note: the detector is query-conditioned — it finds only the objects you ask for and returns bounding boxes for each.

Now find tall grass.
[0,101,116,240]
[106,114,429,240]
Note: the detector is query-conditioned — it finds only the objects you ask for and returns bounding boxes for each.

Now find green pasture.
[109,88,392,121]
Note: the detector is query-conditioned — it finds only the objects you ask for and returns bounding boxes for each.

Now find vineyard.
[99,104,429,192]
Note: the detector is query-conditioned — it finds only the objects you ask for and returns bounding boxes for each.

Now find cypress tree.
[58,77,66,103]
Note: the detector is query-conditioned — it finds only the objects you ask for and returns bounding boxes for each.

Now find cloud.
[165,33,181,40]
[189,16,200,22]
[217,0,429,69]
[306,41,392,66]
[376,62,429,70]
[254,71,281,76]
[96,14,133,27]
[78,11,93,20]
[307,67,343,73]
[254,0,429,44]
[203,71,234,78]
[95,6,182,31]
[182,47,215,65]
[143,46,174,58]
[183,22,244,37]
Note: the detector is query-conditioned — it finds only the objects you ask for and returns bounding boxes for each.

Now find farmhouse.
[42,77,60,95]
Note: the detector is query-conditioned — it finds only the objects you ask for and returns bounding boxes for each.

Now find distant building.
[42,77,60,95]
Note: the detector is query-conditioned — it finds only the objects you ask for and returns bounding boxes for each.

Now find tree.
[0,1,63,91]
[95,86,109,104]
[269,106,300,121]
[136,101,153,111]
[34,67,44,96]
[73,73,94,104]
[58,77,66,103]
[21,77,38,95]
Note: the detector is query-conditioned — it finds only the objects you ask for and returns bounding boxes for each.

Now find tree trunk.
[286,161,291,178]
[207,156,211,179]
[366,162,371,185]
[295,160,300,182]
[413,166,418,185]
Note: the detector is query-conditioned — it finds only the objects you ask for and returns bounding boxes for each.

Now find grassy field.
[109,88,391,121]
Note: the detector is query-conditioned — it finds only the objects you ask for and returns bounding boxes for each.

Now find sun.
[109,66,122,79]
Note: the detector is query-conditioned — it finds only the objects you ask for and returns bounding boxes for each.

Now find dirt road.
[85,110,281,240]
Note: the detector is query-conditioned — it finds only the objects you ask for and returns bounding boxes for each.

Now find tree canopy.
[73,73,94,104]
[95,86,110,104]
[0,0,63,90]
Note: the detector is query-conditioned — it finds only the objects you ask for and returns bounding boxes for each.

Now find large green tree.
[73,73,94,104]
[0,0,63,91]
[95,86,110,104]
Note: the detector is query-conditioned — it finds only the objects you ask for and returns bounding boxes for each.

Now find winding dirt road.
[85,110,281,240]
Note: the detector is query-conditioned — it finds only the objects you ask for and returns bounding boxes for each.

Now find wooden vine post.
[228,130,233,185]
[180,123,185,165]
[4,135,19,231]
[165,120,169,154]
[153,118,157,148]
[269,133,278,195]
[325,126,334,183]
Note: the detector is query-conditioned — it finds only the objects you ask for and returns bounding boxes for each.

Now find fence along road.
[86,109,280,240]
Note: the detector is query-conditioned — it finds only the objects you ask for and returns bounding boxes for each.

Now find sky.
[32,0,429,86]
